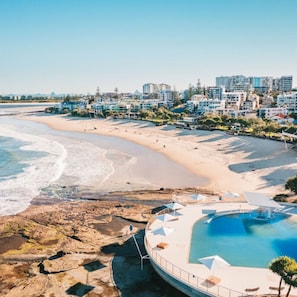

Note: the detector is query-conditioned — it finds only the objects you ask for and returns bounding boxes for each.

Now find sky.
[0,0,297,95]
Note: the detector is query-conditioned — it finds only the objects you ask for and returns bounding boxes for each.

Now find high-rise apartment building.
[143,83,158,94]
[250,76,273,93]
[216,75,292,93]
[279,76,293,92]
[142,83,171,94]
[216,75,252,92]
[158,83,171,91]
[216,76,232,90]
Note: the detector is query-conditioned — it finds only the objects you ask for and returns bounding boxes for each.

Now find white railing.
[145,212,246,297]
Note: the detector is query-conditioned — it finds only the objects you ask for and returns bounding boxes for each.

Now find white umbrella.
[191,194,207,201]
[151,226,174,236]
[156,213,175,224]
[224,192,240,198]
[198,255,230,271]
[165,202,184,215]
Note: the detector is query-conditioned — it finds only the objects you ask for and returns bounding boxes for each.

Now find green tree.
[172,86,181,106]
[285,176,297,194]
[269,256,297,297]
[114,87,119,99]
[195,78,202,95]
[64,95,71,102]
[188,83,193,100]
[200,118,217,128]
[139,110,151,120]
[263,120,280,134]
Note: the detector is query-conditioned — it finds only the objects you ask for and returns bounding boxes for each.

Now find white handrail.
[145,212,245,297]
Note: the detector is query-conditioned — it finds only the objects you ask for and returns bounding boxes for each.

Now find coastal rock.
[0,188,191,296]
[41,254,84,273]
[3,274,48,297]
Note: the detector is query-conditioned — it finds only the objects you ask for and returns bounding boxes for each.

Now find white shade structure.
[224,192,240,198]
[156,213,175,223]
[198,255,230,271]
[151,226,174,236]
[191,194,207,201]
[165,202,184,210]
[165,202,184,215]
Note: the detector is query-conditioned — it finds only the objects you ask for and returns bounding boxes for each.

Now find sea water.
[0,106,206,216]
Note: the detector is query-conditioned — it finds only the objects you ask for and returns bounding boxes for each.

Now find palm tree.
[269,256,297,297]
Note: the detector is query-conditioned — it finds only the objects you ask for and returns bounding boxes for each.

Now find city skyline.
[1,0,297,95]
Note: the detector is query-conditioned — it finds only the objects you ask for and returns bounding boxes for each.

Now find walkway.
[145,201,297,296]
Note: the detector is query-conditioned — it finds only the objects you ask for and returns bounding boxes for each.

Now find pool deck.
[145,200,297,296]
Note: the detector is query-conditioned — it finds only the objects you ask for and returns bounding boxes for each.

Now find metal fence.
[144,210,246,297]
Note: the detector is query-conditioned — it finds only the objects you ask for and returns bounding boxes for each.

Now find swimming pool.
[189,211,297,268]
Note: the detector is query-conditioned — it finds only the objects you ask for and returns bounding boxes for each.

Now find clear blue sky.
[0,0,296,94]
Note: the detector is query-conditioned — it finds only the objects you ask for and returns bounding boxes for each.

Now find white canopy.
[243,192,282,209]
[165,202,184,211]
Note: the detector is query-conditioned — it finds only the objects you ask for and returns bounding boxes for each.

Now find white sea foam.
[0,127,66,215]
[53,136,113,187]
[0,123,116,215]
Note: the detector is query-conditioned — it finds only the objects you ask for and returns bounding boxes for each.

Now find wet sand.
[21,113,297,197]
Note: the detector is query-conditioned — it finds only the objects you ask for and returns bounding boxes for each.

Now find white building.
[242,94,259,110]
[143,83,158,94]
[216,75,251,92]
[208,86,225,100]
[222,91,247,110]
[158,83,171,91]
[197,99,225,114]
[159,90,173,101]
[276,92,297,113]
[257,107,288,119]
[216,75,293,92]
[143,82,171,94]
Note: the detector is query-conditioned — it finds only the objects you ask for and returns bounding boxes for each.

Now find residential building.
[279,76,293,92]
[143,83,158,94]
[222,91,247,110]
[250,76,273,94]
[272,78,280,91]
[261,94,274,107]
[208,86,225,100]
[216,76,232,90]
[276,92,297,113]
[159,90,173,101]
[216,75,251,92]
[56,100,87,112]
[257,107,288,119]
[270,114,294,125]
[196,99,225,114]
[158,83,171,91]
[216,75,293,93]
[143,82,171,94]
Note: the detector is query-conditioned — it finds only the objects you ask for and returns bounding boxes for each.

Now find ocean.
[0,104,206,216]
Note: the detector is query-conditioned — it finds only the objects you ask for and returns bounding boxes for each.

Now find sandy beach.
[21,112,297,197]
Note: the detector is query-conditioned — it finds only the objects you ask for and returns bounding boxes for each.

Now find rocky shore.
[0,186,209,297]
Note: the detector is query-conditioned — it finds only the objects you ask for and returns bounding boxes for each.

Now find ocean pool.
[189,211,297,268]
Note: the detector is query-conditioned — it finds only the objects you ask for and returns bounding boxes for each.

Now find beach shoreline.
[20,112,297,197]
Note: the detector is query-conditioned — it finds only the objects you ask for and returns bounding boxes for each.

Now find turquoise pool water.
[189,212,297,268]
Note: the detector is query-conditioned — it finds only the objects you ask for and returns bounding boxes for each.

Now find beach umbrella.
[224,192,240,198]
[191,194,207,201]
[156,213,175,223]
[198,255,230,271]
[151,226,174,236]
[165,202,184,215]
